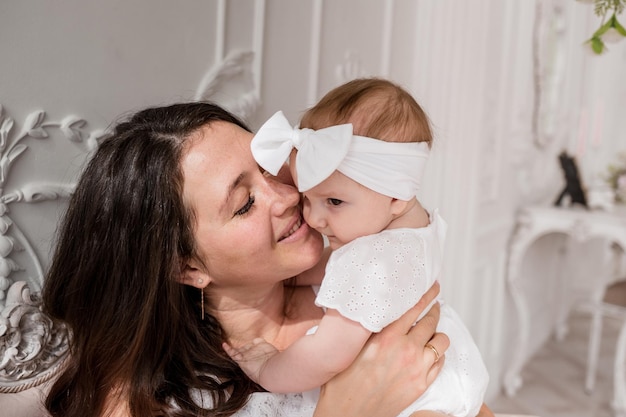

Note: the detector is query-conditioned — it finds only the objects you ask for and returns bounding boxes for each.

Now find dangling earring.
[198,278,205,320]
[201,289,205,320]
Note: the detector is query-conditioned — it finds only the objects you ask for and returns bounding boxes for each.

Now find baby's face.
[299,170,395,250]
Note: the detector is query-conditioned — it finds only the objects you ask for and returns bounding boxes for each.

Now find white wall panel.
[387,0,419,88]
[317,1,386,96]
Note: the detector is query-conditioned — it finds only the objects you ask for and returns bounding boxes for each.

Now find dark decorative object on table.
[554,151,588,208]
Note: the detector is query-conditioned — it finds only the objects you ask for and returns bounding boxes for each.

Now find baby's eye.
[327,198,343,206]
[234,195,255,216]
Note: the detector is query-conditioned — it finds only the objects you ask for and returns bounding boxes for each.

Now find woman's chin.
[300,229,325,267]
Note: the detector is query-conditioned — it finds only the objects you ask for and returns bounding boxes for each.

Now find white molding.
[532,0,568,149]
[380,0,394,77]
[194,50,260,121]
[215,0,226,62]
[307,0,323,106]
[252,0,266,98]
[194,0,266,120]
[0,106,105,293]
[0,105,102,393]
[478,0,516,205]
[197,1,265,120]
[0,281,69,393]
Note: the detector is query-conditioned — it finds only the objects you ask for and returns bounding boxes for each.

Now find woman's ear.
[179,262,211,289]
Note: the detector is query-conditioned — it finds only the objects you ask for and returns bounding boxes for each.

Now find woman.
[41,102,490,417]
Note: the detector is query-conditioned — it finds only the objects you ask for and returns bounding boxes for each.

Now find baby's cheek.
[302,198,311,221]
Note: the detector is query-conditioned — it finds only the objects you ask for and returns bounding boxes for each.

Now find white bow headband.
[251,111,430,200]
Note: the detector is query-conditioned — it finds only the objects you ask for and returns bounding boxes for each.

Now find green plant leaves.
[582,1,626,54]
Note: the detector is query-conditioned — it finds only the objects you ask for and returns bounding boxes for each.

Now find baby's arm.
[225,309,372,393]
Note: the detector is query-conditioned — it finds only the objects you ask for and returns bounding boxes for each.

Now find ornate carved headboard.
[0,105,106,393]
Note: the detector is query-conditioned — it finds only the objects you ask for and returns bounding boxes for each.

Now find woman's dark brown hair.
[42,102,260,417]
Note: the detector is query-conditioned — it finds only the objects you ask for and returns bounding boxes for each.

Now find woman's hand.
[313,282,449,417]
[223,338,279,385]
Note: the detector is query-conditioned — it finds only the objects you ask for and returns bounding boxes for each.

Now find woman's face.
[181,121,323,292]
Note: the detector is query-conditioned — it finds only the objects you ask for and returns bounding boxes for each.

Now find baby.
[225,78,489,417]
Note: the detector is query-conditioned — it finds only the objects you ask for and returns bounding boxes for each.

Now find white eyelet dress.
[313,210,489,417]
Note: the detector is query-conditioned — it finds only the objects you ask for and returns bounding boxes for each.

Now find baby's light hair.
[300,78,432,146]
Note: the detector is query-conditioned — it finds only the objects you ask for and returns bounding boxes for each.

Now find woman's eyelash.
[235,195,255,216]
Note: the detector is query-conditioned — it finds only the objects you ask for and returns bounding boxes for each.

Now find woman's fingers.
[376,281,449,369]
[386,281,441,335]
[423,332,449,366]
[316,282,453,417]
[411,301,450,368]
[425,354,445,387]
[222,342,242,361]
[407,300,448,350]
[420,280,440,308]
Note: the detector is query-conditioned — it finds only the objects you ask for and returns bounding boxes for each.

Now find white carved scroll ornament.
[532,0,567,149]
[0,105,106,393]
[0,281,69,393]
[195,50,260,121]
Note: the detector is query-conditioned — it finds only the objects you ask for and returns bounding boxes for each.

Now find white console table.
[503,205,626,397]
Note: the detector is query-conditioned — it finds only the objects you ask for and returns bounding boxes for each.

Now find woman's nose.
[267,176,300,215]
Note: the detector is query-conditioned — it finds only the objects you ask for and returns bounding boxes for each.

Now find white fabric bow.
[251,111,430,199]
[251,111,353,192]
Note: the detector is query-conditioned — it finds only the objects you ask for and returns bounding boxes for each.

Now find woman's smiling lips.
[278,215,305,242]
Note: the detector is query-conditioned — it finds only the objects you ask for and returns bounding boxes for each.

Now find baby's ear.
[179,262,212,289]
[390,198,410,216]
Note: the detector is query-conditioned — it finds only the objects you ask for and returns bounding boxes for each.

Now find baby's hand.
[223,338,279,383]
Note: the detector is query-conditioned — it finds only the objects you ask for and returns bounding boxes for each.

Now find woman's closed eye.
[327,198,343,206]
[234,195,255,216]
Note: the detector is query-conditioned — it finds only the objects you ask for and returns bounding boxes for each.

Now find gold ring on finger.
[425,342,440,363]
